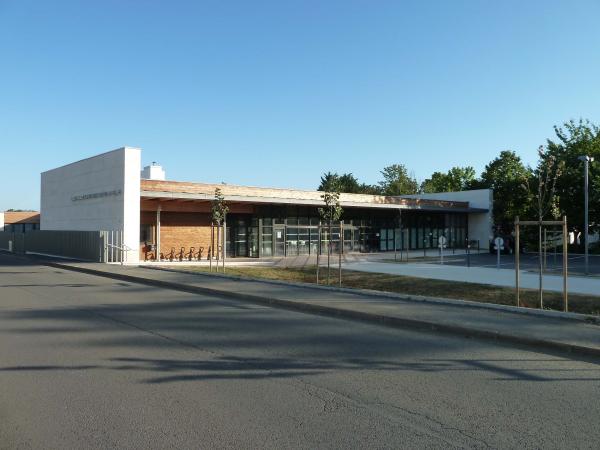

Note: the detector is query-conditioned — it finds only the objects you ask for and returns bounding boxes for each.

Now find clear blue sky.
[1,0,599,210]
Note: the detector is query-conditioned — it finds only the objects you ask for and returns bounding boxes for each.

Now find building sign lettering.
[71,189,122,202]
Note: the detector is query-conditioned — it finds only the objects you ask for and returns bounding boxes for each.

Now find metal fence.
[0,229,127,263]
[101,230,128,263]
[0,232,16,252]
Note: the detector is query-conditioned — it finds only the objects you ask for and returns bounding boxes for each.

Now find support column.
[563,216,568,312]
[223,215,227,260]
[515,217,520,307]
[156,204,161,261]
[223,215,227,271]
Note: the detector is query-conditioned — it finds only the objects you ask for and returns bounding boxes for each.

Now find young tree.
[378,164,419,196]
[420,166,476,193]
[318,190,343,284]
[524,146,564,308]
[211,188,229,271]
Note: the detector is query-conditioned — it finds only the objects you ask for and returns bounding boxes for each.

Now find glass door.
[234,219,248,257]
[248,223,259,258]
[274,226,286,256]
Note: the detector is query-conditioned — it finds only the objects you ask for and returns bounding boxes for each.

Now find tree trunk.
[316,222,321,284]
[339,221,343,287]
[538,223,543,309]
[327,222,331,285]
[210,223,214,272]
[216,222,220,272]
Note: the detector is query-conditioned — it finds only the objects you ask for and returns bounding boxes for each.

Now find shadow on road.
[2,251,600,386]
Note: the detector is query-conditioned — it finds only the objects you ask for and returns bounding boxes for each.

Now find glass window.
[261,226,273,257]
[379,229,387,251]
[343,226,353,253]
[235,221,248,257]
[248,226,259,257]
[298,227,310,255]
[310,227,320,254]
[140,224,153,243]
[424,226,431,248]
[286,227,298,256]
[393,228,400,250]
[330,226,341,253]
[353,227,360,251]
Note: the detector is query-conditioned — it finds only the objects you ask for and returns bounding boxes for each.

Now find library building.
[40,147,492,263]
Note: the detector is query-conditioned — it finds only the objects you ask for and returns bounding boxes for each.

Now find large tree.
[543,119,600,239]
[420,166,476,193]
[478,151,533,231]
[357,183,382,195]
[318,172,342,192]
[378,164,419,196]
[318,172,381,194]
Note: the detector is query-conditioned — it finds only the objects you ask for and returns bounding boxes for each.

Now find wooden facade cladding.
[140,198,255,214]
[3,211,40,224]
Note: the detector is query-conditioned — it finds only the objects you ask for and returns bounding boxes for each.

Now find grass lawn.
[175,265,600,316]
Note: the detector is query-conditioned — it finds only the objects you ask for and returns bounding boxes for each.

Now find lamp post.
[578,155,594,275]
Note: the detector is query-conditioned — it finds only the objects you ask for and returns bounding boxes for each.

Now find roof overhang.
[140,190,488,213]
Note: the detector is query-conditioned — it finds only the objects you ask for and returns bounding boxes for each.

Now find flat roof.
[2,211,40,224]
[40,147,141,174]
[141,180,488,213]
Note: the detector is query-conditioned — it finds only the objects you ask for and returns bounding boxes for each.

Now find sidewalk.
[46,259,600,358]
[343,261,600,296]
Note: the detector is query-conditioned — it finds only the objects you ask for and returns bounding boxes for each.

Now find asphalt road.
[1,253,600,449]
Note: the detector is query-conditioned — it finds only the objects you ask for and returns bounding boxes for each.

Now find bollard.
[497,245,500,269]
[467,243,471,268]
[493,236,503,269]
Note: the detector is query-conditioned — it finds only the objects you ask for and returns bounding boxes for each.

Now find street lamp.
[578,155,594,275]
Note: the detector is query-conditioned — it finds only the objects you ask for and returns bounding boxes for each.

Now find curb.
[45,260,600,359]
[144,265,599,325]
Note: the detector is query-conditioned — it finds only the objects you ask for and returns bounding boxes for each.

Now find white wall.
[404,189,493,246]
[0,212,4,231]
[41,147,141,262]
[141,164,166,180]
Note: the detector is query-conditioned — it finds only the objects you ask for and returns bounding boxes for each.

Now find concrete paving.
[401,251,600,274]
[342,260,600,296]
[39,256,600,357]
[2,253,600,449]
